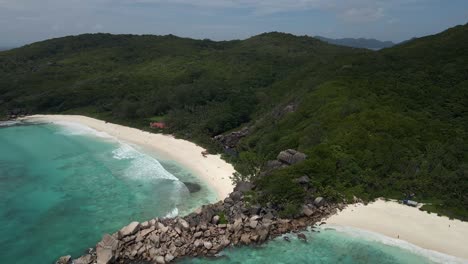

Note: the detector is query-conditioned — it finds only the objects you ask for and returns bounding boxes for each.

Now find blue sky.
[0,0,467,47]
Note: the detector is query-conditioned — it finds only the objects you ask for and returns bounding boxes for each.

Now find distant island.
[315,36,395,50]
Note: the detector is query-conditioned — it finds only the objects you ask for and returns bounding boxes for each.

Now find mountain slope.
[1,25,467,219]
[0,32,363,138]
[245,24,468,219]
[315,36,395,50]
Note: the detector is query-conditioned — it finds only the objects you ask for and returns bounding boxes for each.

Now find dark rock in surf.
[183,182,201,193]
[297,233,307,242]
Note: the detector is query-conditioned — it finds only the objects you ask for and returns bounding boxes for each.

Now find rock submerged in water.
[297,233,307,242]
[183,182,201,193]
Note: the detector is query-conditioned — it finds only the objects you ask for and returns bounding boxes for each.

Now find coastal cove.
[2,116,467,264]
[1,8,467,264]
[0,118,225,263]
[22,115,236,200]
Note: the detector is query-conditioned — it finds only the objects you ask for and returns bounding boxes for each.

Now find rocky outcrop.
[314,197,325,207]
[6,108,27,120]
[233,181,254,193]
[59,191,343,264]
[214,127,249,149]
[74,254,93,264]
[261,149,307,177]
[118,222,140,239]
[277,149,307,165]
[96,234,119,264]
[293,176,310,185]
[56,255,71,264]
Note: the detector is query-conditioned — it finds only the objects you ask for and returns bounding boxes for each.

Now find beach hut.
[150,122,166,129]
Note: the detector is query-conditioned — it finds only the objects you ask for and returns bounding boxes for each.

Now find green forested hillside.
[1,25,467,219]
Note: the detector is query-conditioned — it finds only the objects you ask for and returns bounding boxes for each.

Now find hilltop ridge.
[1,24,467,219]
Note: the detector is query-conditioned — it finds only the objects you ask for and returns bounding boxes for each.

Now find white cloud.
[0,0,398,21]
[125,0,390,21]
[0,0,465,46]
[126,0,333,13]
[16,16,42,21]
[342,7,384,22]
[93,24,104,30]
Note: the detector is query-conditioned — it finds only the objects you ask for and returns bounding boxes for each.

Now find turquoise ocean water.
[0,121,216,264]
[0,121,463,264]
[183,226,465,264]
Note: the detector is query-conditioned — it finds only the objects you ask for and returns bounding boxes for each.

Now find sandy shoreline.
[21,115,235,200]
[325,199,468,261]
[14,115,468,262]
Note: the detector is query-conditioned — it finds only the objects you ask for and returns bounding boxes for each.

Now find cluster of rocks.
[56,148,346,264]
[213,127,249,149]
[6,108,27,120]
[271,102,299,120]
[261,149,307,176]
[57,187,343,264]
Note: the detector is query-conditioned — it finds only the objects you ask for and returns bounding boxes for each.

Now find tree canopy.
[1,24,467,219]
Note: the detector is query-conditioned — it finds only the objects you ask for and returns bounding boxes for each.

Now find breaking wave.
[51,120,181,183]
[53,121,112,138]
[112,143,180,182]
[0,121,21,127]
[164,207,179,218]
[321,225,467,264]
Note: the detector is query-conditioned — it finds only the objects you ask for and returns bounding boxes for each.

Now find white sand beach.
[16,115,468,261]
[22,115,235,200]
[325,199,468,260]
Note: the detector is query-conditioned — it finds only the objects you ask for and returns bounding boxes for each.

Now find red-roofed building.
[150,122,166,129]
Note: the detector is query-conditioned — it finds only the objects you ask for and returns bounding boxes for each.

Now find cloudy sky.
[1,0,467,47]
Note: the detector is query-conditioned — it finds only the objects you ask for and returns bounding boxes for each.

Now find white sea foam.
[0,121,21,127]
[51,120,181,183]
[164,207,179,218]
[112,143,180,182]
[53,121,112,138]
[321,224,468,264]
[52,120,189,201]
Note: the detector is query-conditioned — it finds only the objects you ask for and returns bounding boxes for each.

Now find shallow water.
[181,226,459,264]
[0,121,463,264]
[0,122,217,264]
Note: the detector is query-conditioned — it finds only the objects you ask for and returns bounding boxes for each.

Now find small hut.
[150,122,166,129]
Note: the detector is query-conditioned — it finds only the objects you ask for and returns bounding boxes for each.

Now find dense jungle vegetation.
[1,24,467,219]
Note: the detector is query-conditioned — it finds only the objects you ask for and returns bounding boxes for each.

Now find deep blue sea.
[0,121,462,264]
